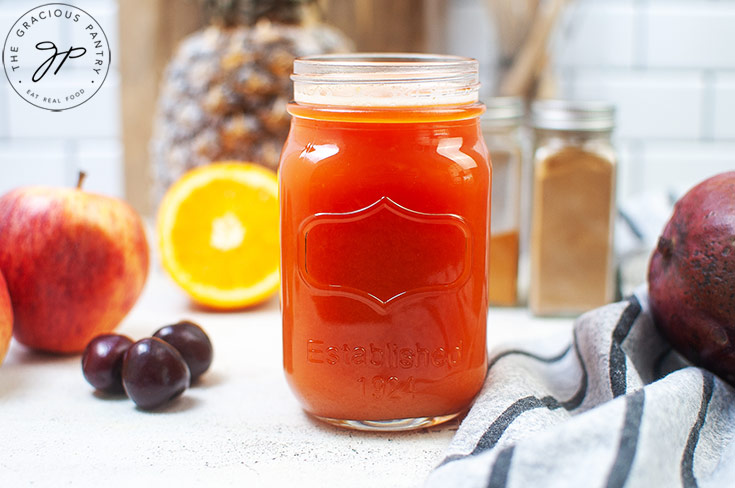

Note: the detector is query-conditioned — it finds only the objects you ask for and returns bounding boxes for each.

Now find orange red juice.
[280,103,491,422]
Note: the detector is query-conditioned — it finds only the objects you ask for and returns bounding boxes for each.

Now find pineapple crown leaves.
[197,0,316,26]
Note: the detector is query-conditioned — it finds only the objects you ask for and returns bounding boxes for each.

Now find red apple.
[0,174,149,354]
[0,269,12,365]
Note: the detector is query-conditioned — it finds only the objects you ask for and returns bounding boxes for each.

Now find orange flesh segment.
[158,163,279,309]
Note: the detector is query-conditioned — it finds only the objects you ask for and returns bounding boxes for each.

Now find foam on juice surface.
[294,81,478,107]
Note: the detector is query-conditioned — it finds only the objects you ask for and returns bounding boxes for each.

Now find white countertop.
[0,267,573,488]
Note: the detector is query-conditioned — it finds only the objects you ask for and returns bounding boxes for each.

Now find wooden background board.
[119,0,201,217]
[119,0,445,216]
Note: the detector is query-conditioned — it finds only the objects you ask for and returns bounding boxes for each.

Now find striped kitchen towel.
[426,289,735,488]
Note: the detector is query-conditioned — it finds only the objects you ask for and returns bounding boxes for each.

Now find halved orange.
[157,162,279,309]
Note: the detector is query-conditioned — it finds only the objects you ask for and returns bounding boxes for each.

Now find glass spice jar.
[482,97,524,306]
[529,100,617,316]
[279,54,491,431]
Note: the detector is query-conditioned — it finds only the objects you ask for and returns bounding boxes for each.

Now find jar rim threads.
[481,96,524,127]
[292,53,480,107]
[531,99,615,131]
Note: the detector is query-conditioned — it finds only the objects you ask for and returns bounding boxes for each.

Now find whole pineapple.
[151,0,352,204]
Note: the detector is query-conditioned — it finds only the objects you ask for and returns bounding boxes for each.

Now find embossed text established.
[307,340,463,369]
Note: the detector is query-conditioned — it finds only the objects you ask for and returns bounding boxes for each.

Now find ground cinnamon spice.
[489,230,519,305]
[530,145,615,315]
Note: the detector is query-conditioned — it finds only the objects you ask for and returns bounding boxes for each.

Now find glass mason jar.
[529,100,617,316]
[482,97,524,306]
[279,54,491,431]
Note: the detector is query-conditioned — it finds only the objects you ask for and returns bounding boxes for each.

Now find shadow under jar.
[279,54,491,431]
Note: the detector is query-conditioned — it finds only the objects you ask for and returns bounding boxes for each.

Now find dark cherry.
[153,320,213,383]
[122,337,190,410]
[82,334,134,394]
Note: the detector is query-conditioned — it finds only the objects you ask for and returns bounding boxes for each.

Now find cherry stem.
[76,171,87,189]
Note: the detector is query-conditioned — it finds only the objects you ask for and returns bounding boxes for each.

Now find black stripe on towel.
[479,329,587,452]
[605,388,646,488]
[437,329,589,469]
[609,296,642,398]
[436,394,565,468]
[681,371,715,488]
[488,344,572,371]
[474,395,561,452]
[486,446,515,488]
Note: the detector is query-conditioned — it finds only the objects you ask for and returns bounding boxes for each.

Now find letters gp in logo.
[2,3,111,111]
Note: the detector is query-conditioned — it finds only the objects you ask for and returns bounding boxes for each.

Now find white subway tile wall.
[555,2,636,69]
[554,0,735,200]
[0,0,122,198]
[445,0,735,203]
[5,73,120,139]
[563,71,704,140]
[640,141,735,196]
[0,140,71,195]
[713,74,735,140]
[645,4,735,70]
